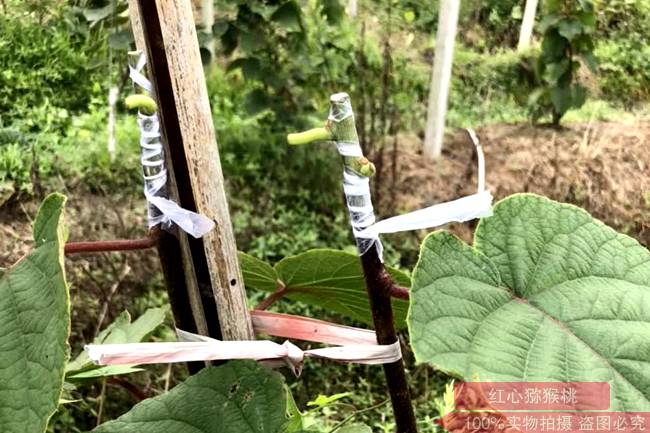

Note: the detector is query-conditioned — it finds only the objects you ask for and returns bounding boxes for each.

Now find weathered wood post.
[423,0,460,159]
[127,0,254,344]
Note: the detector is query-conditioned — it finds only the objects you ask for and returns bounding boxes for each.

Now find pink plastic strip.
[250,310,378,346]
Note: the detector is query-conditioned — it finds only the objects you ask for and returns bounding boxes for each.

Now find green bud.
[347,156,376,177]
[287,127,332,145]
[357,157,376,177]
[125,94,158,115]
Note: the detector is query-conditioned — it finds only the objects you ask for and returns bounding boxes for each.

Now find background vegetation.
[1,0,649,431]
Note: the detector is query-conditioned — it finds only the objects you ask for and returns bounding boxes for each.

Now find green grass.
[562,99,650,123]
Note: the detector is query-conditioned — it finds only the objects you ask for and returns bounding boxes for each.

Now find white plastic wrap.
[329,93,382,257]
[85,315,402,377]
[357,191,493,237]
[329,94,493,258]
[129,53,214,238]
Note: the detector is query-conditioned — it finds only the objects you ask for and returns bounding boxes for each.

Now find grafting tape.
[128,53,214,238]
[329,93,383,257]
[328,93,493,259]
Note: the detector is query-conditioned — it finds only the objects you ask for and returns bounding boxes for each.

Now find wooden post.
[517,0,539,51]
[128,5,210,374]
[200,0,215,61]
[423,0,460,159]
[128,0,254,342]
[347,0,358,18]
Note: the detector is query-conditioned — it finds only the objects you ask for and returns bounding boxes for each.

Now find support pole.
[200,0,215,61]
[517,0,539,51]
[127,0,254,343]
[347,0,358,18]
[423,0,460,159]
[128,1,210,349]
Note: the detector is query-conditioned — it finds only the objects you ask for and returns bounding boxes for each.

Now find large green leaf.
[239,249,411,329]
[542,59,570,85]
[0,193,69,433]
[239,252,278,293]
[271,1,303,32]
[409,194,650,411]
[557,18,584,41]
[550,84,572,115]
[66,307,168,381]
[93,361,286,433]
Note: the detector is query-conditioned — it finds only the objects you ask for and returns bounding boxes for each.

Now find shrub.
[447,48,532,126]
[596,37,650,106]
[0,4,106,125]
[527,0,597,126]
[594,0,650,39]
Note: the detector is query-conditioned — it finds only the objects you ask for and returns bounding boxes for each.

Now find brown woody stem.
[328,93,418,433]
[389,284,410,300]
[64,229,161,255]
[254,281,288,311]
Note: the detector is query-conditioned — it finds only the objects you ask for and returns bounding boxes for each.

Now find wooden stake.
[128,0,254,342]
[128,5,211,346]
[423,0,460,159]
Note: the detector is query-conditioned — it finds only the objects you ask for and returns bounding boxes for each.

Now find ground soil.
[375,120,650,248]
[0,190,159,345]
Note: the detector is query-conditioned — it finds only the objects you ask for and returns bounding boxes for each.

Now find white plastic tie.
[85,338,401,377]
[357,190,493,238]
[329,94,492,258]
[129,53,214,238]
[85,311,401,377]
[357,128,492,237]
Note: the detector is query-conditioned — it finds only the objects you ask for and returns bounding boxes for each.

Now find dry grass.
[374,120,650,247]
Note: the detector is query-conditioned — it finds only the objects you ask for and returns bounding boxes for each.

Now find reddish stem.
[64,229,161,255]
[254,282,287,311]
[108,377,149,402]
[360,245,418,433]
[389,284,410,300]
